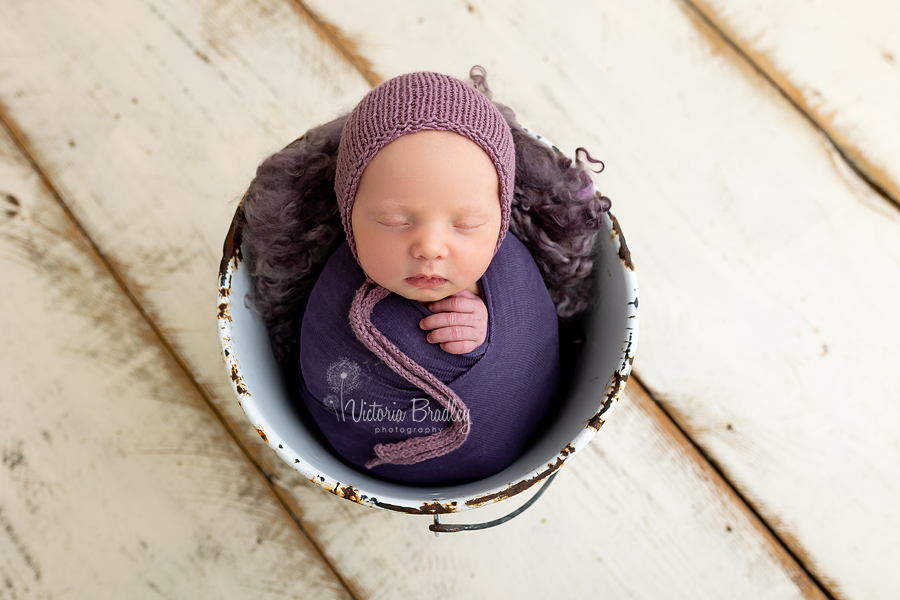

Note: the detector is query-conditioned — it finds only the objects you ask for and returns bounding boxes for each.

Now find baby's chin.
[401,287,457,303]
[384,281,468,304]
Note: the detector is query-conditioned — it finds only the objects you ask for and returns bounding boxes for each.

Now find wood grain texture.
[687,0,900,205]
[0,128,352,598]
[302,0,900,598]
[0,0,852,597]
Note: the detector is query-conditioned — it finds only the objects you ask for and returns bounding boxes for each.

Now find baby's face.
[351,130,502,303]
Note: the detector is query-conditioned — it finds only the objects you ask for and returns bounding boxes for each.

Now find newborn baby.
[297,72,560,485]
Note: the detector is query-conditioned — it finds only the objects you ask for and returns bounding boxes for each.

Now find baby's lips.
[405,275,448,288]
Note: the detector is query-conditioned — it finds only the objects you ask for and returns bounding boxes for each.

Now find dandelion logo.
[325,358,361,410]
[323,358,404,426]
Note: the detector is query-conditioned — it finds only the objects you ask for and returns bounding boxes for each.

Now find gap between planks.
[0,102,365,600]
[287,0,383,86]
[680,0,900,214]
[631,374,839,600]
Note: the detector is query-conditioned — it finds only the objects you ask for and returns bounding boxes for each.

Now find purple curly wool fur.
[349,279,471,468]
[334,71,514,467]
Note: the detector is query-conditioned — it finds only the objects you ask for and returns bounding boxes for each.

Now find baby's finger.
[425,325,479,345]
[439,340,481,355]
[419,310,476,331]
[427,294,480,315]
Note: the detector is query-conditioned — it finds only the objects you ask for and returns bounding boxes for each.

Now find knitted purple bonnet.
[335,71,515,261]
[335,72,516,469]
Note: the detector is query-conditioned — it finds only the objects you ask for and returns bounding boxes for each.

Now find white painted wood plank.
[691,0,900,202]
[0,0,827,597]
[300,0,900,597]
[0,131,352,597]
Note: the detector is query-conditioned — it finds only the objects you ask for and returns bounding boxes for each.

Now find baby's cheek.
[462,240,496,278]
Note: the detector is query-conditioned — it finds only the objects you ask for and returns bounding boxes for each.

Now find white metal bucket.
[217,130,639,525]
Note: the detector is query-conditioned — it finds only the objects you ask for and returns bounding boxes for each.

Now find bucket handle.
[429,472,559,535]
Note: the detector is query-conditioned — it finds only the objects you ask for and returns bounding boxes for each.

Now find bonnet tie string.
[349,278,472,468]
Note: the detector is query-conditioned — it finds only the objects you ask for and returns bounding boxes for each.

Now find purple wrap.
[298,234,560,485]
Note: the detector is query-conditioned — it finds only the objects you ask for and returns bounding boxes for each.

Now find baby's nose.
[411,228,449,260]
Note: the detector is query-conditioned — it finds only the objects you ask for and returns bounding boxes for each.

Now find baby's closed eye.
[453,217,488,230]
[375,216,409,228]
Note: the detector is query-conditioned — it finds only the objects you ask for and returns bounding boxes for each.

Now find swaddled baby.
[298,73,559,485]
[241,69,611,486]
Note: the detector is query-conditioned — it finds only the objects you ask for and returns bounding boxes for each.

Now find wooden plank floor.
[1,0,897,598]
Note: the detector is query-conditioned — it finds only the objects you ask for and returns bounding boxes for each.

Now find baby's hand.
[419,289,488,355]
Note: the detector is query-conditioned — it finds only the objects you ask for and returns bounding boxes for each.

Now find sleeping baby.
[242,70,610,485]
